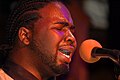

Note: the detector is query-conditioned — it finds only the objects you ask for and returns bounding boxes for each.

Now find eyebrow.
[54,22,75,28]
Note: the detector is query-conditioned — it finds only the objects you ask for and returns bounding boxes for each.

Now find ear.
[18,27,32,45]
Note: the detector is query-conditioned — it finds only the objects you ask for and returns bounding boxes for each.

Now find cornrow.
[0,0,69,66]
[7,0,59,47]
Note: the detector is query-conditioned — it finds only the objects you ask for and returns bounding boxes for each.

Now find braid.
[0,0,69,66]
[7,0,60,47]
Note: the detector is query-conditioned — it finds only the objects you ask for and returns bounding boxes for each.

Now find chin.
[52,63,69,75]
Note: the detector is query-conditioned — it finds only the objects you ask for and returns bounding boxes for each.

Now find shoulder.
[0,69,13,80]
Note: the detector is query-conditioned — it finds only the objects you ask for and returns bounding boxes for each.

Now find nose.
[65,30,76,46]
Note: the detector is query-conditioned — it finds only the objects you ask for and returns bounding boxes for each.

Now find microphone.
[79,39,120,65]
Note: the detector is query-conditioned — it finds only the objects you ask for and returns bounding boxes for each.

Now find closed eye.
[53,22,68,31]
[54,22,75,30]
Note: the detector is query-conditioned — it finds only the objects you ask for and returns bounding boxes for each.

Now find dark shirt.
[2,60,55,80]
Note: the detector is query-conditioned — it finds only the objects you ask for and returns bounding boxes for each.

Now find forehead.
[38,2,73,23]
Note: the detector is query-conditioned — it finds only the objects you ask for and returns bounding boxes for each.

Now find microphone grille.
[79,39,102,63]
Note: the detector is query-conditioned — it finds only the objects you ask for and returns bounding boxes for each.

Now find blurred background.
[0,0,120,80]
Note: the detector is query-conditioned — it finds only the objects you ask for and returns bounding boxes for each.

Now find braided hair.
[7,0,70,47]
[0,0,69,66]
[7,0,58,47]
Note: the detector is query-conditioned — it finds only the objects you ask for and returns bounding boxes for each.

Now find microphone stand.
[92,47,120,66]
[92,47,120,80]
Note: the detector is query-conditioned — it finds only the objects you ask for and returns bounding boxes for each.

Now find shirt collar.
[2,60,39,80]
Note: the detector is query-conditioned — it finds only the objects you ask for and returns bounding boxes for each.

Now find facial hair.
[29,38,69,75]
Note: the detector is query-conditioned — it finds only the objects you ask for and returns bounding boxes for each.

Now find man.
[0,0,77,80]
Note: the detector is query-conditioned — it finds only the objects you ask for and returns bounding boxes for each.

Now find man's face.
[30,2,77,75]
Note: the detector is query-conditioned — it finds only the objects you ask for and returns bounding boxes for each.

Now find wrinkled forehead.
[38,2,73,24]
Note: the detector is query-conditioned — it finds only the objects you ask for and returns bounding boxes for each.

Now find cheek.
[44,31,64,56]
[46,31,63,47]
[35,30,63,50]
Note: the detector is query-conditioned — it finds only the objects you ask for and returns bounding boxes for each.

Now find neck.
[9,47,56,80]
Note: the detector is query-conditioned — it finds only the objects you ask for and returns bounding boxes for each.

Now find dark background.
[0,0,120,80]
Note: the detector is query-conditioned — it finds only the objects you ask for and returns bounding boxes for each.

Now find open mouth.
[59,48,71,58]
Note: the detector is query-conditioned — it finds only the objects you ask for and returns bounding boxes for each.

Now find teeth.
[62,53,70,58]
[59,49,71,58]
[59,49,71,56]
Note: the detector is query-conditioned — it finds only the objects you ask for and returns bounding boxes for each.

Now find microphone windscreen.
[79,39,102,63]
